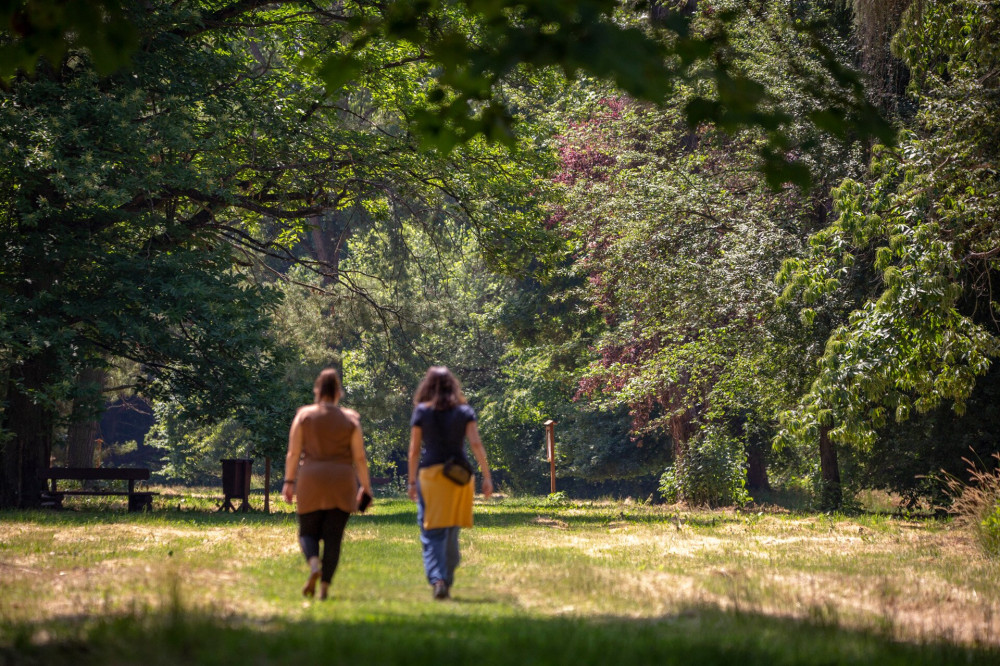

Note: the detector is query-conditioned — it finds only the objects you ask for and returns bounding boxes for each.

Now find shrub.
[545,491,568,505]
[981,502,1000,557]
[942,452,1000,558]
[659,427,751,507]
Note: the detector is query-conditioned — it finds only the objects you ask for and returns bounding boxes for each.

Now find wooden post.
[264,456,271,514]
[544,420,556,494]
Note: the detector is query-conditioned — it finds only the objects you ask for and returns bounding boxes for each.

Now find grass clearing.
[1,495,999,665]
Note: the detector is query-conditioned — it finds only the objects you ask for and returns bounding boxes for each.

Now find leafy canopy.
[2,0,893,187]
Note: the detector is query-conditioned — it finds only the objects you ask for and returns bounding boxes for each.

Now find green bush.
[659,428,751,507]
[980,502,1000,557]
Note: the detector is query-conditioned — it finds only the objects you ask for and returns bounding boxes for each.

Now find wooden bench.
[41,467,157,512]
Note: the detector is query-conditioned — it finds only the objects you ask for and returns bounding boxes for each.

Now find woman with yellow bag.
[407,366,493,600]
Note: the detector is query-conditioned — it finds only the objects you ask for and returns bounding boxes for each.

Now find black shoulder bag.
[443,457,474,485]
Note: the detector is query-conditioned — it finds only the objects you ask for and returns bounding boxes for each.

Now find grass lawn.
[1,492,999,665]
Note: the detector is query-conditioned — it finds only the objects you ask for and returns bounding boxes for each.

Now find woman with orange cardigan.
[284,368,373,600]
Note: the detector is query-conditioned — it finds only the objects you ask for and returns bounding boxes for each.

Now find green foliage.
[776,0,1000,453]
[319,0,890,185]
[545,490,568,505]
[328,217,535,479]
[554,94,819,476]
[146,403,252,485]
[2,1,892,187]
[269,266,344,394]
[0,0,563,500]
[981,503,1000,558]
[482,1,884,500]
[0,0,138,79]
[476,343,666,491]
[5,0,997,508]
[0,0,354,482]
[659,427,751,507]
[854,362,1000,507]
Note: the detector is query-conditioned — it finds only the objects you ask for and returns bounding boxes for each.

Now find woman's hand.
[466,421,493,500]
[407,482,418,502]
[282,482,294,504]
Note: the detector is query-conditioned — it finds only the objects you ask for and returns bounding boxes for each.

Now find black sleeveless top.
[410,403,476,468]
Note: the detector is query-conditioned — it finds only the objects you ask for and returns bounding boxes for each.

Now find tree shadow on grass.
[5,500,914,531]
[0,508,299,528]
[2,603,997,666]
[4,503,737,530]
[1,503,756,538]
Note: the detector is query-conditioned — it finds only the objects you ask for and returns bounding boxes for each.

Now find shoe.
[432,580,449,600]
[302,568,321,598]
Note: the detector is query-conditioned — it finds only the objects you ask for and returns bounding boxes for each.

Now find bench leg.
[128,493,153,513]
[40,492,64,509]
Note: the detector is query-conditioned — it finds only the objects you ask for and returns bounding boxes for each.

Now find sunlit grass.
[1,494,998,664]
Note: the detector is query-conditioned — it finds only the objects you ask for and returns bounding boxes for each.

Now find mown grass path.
[1,496,998,665]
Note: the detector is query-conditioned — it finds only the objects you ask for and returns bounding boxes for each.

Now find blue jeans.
[416,483,461,586]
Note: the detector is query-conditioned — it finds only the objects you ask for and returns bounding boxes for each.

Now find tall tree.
[543,1,871,504]
[0,0,552,507]
[776,0,1000,505]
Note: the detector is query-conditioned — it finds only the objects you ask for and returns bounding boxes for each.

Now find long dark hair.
[313,368,343,401]
[413,366,466,410]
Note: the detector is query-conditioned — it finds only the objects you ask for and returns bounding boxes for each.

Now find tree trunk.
[852,0,913,113]
[650,0,698,23]
[309,216,330,266]
[65,367,107,467]
[746,441,771,492]
[0,354,57,509]
[307,214,349,286]
[65,419,101,468]
[818,426,842,510]
[669,411,692,462]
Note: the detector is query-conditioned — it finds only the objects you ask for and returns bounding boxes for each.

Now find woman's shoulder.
[295,404,318,420]
[339,406,361,426]
[409,402,430,428]
[458,403,477,420]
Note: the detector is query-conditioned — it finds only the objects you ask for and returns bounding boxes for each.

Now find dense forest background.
[1,0,998,509]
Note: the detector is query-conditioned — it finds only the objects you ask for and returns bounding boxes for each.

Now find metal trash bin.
[219,458,253,512]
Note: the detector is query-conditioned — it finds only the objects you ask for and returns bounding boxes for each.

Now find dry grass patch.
[0,518,300,624]
[471,507,1000,645]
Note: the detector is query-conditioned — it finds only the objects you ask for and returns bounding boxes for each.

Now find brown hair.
[313,368,343,401]
[413,366,466,410]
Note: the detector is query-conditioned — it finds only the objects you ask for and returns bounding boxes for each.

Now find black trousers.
[298,508,351,583]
